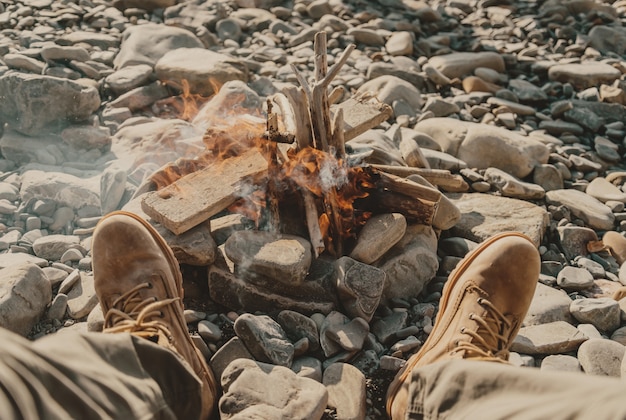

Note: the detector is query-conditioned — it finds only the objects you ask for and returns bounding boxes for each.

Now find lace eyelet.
[468,313,475,320]
[147,282,153,289]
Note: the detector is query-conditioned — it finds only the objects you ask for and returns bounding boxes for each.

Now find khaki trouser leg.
[406,359,626,420]
[0,328,202,420]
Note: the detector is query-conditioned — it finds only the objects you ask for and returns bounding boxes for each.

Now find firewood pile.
[140,32,465,260]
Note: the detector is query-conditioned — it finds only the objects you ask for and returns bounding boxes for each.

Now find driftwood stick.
[290,64,313,101]
[324,188,344,257]
[303,190,325,257]
[331,107,346,160]
[314,31,328,81]
[329,86,345,104]
[370,164,467,189]
[310,32,331,151]
[271,93,296,135]
[282,85,313,150]
[367,191,437,225]
[264,99,295,144]
[265,142,281,233]
[375,171,442,204]
[321,43,356,88]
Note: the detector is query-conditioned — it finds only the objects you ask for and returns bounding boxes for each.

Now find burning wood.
[141,31,443,257]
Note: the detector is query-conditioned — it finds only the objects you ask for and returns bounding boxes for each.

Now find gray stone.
[546,189,614,231]
[0,253,48,270]
[108,82,169,112]
[105,64,154,95]
[220,359,328,420]
[484,167,545,200]
[448,193,549,247]
[291,356,323,382]
[386,31,413,56]
[4,54,45,73]
[32,235,80,261]
[611,326,626,345]
[209,337,254,383]
[577,338,625,377]
[356,75,422,111]
[66,273,98,319]
[557,226,597,262]
[233,313,294,367]
[0,73,100,135]
[198,320,222,342]
[508,78,548,102]
[114,24,203,69]
[320,311,350,358]
[347,28,385,46]
[47,293,68,321]
[326,317,369,352]
[378,224,439,302]
[427,52,505,79]
[0,263,51,336]
[533,164,563,191]
[540,355,581,373]
[371,310,408,344]
[62,125,111,151]
[323,363,366,420]
[208,266,335,315]
[418,149,468,172]
[557,266,594,291]
[350,213,406,264]
[277,310,320,352]
[87,303,104,332]
[524,282,575,326]
[570,298,621,333]
[548,62,622,90]
[415,118,549,178]
[587,178,626,203]
[512,321,588,354]
[589,25,626,56]
[225,231,312,286]
[335,257,385,322]
[156,48,248,97]
[155,222,216,266]
[100,167,127,215]
[41,45,90,63]
[20,170,100,212]
[422,97,460,117]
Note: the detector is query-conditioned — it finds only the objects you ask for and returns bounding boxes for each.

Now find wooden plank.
[141,149,268,235]
[333,95,393,141]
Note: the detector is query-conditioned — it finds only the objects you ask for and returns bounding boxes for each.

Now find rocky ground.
[0,0,626,418]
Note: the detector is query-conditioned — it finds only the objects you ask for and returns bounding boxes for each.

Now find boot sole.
[385,231,532,417]
[98,211,218,399]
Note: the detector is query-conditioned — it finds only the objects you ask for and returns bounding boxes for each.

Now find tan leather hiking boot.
[386,232,540,419]
[603,231,626,266]
[93,211,217,419]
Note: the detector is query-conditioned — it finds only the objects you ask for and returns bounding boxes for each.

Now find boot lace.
[103,282,178,344]
[454,297,513,361]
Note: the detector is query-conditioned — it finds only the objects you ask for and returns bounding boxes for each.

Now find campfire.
[141,32,457,261]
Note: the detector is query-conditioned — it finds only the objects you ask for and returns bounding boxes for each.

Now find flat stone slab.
[447,193,549,247]
[512,321,588,355]
[208,266,335,315]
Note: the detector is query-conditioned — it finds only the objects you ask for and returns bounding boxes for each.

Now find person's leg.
[387,232,541,419]
[0,327,201,420]
[407,359,626,419]
[92,211,218,419]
